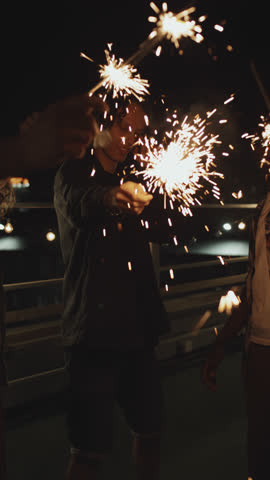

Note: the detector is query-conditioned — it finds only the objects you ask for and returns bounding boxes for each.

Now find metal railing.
[12,202,258,209]
[2,202,252,398]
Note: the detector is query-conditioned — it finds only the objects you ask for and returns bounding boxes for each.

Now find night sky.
[0,1,269,200]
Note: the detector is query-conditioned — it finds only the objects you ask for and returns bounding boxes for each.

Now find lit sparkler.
[218,290,241,315]
[242,115,270,168]
[136,110,225,214]
[232,190,243,199]
[86,3,205,99]
[88,46,150,100]
[148,2,204,54]
[256,116,270,166]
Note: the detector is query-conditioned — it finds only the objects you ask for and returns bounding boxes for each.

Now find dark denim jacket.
[54,155,170,350]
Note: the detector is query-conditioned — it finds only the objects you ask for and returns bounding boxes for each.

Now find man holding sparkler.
[202,175,270,480]
[54,99,170,480]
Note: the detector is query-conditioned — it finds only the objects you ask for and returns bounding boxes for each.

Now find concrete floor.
[5,349,248,480]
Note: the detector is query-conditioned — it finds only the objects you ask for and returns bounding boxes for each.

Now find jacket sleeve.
[53,159,112,229]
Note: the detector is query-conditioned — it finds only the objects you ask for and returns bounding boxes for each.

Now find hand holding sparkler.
[201,343,225,392]
[19,93,108,169]
[202,291,247,392]
[104,181,153,215]
[218,290,241,316]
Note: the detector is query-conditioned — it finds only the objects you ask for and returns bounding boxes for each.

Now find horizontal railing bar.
[192,203,257,209]
[13,202,55,209]
[7,322,225,386]
[161,273,246,296]
[4,258,248,292]
[4,278,63,291]
[8,366,66,385]
[160,256,248,272]
[12,202,258,210]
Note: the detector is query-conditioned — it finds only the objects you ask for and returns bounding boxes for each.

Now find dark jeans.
[65,345,164,455]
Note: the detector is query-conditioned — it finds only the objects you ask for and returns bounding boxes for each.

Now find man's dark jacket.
[54,155,170,350]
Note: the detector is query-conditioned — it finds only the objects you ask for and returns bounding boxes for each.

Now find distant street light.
[238,221,246,230]
[46,231,56,242]
[4,221,14,234]
[223,222,232,231]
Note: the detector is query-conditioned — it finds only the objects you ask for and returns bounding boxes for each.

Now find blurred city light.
[4,221,14,234]
[46,231,56,242]
[238,221,246,230]
[222,222,232,231]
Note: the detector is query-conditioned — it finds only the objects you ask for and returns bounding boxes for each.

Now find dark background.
[0,1,269,284]
[1,0,269,198]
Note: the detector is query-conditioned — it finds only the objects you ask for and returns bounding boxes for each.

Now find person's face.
[103,104,146,164]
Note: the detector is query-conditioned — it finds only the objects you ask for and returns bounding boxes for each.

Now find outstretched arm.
[0,94,106,178]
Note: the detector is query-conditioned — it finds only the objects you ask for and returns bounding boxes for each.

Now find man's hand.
[20,93,107,169]
[201,344,225,392]
[104,181,153,215]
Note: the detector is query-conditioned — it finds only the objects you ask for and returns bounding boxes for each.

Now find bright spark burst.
[243,115,270,168]
[218,255,225,265]
[98,47,150,101]
[136,111,225,215]
[218,290,240,315]
[148,2,204,53]
[232,190,243,199]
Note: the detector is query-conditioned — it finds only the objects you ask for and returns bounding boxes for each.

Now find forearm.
[54,182,113,229]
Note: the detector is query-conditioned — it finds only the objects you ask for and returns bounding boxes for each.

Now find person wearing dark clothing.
[202,177,270,480]
[54,101,170,480]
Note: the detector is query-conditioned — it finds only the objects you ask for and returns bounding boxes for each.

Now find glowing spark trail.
[218,290,240,315]
[136,110,225,215]
[242,115,270,168]
[86,3,206,98]
[89,46,150,100]
[148,2,204,54]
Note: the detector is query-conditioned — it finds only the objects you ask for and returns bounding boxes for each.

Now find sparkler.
[148,2,204,55]
[218,290,240,315]
[136,110,226,214]
[88,46,150,101]
[242,115,270,168]
[86,44,149,101]
[87,3,205,99]
[232,190,243,199]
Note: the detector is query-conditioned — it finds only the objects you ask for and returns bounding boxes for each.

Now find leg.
[117,349,163,480]
[65,347,116,480]
[66,451,104,480]
[131,432,161,480]
[246,343,270,480]
[0,396,7,480]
